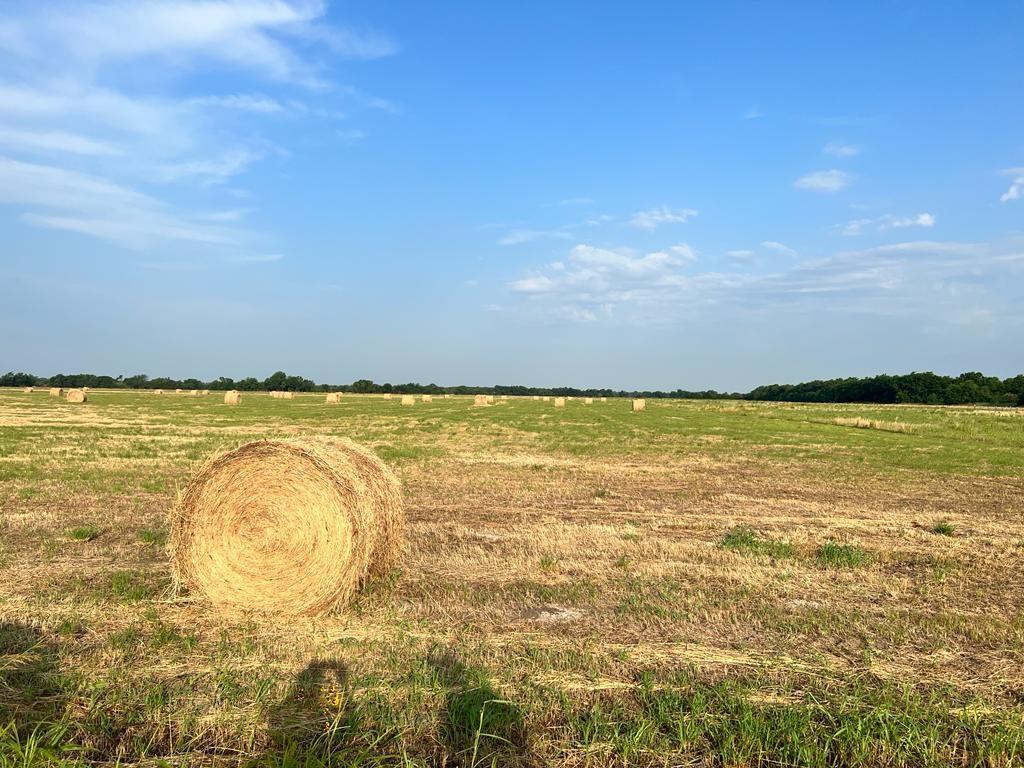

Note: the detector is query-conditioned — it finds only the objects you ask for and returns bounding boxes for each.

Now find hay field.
[1,390,1023,766]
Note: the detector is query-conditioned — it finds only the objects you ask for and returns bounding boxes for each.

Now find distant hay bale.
[190,389,200,396]
[154,389,164,395]
[224,391,241,405]
[383,393,392,400]
[326,392,341,404]
[21,387,32,393]
[443,394,451,399]
[473,394,489,407]
[169,437,404,615]
[833,417,911,434]
[532,395,539,401]
[500,395,508,401]
[401,395,415,406]
[632,399,646,412]
[542,396,550,401]
[421,394,432,402]
[66,389,87,403]
[282,392,295,400]
[600,397,607,402]
[175,388,182,394]
[554,397,566,408]
[49,387,63,397]
[201,390,210,395]
[486,395,495,404]
[584,397,594,404]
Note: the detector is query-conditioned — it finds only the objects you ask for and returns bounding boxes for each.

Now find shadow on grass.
[0,621,67,730]
[427,649,531,767]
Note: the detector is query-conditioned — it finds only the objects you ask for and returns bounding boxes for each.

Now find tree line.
[2,370,1022,406]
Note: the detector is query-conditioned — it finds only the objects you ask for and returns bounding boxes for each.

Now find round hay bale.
[22,387,32,393]
[400,394,415,406]
[632,398,646,412]
[154,389,164,395]
[169,437,404,614]
[66,389,87,403]
[224,391,241,405]
[383,393,392,400]
[175,388,183,394]
[553,397,566,408]
[421,394,432,403]
[584,397,594,405]
[326,392,341,404]
[49,387,64,397]
[473,394,489,407]
[282,391,295,400]
[443,394,451,399]
[201,390,210,396]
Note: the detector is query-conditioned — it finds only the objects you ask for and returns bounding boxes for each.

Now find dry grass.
[0,391,1021,765]
[834,416,913,433]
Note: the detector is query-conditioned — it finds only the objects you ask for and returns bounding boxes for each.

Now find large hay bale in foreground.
[49,387,63,397]
[66,389,87,403]
[169,437,404,614]
[554,397,566,408]
[400,395,415,406]
[632,398,646,412]
[224,391,241,405]
[473,394,489,407]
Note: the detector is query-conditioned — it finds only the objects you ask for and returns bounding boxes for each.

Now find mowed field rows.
[1,390,1023,766]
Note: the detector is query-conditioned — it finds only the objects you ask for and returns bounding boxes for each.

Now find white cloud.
[1000,168,1024,203]
[498,229,572,246]
[629,205,698,230]
[743,107,763,120]
[153,149,262,185]
[510,275,557,293]
[188,93,284,113]
[727,249,754,259]
[794,169,852,192]
[823,142,859,157]
[506,238,1024,327]
[840,212,935,236]
[761,241,798,257]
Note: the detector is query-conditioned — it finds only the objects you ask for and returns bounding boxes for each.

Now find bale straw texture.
[21,387,32,393]
[421,395,432,402]
[49,388,63,397]
[325,393,341,404]
[169,437,404,615]
[584,397,594,404]
[224,391,241,405]
[554,397,566,408]
[632,398,646,412]
[154,389,164,395]
[66,389,87,403]
[473,394,489,407]
[400,395,415,406]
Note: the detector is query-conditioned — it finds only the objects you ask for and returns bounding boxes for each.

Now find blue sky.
[1,1,1022,390]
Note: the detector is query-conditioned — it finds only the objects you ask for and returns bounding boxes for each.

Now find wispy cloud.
[0,0,396,256]
[794,169,852,192]
[760,241,798,257]
[553,196,593,207]
[629,205,698,230]
[498,228,573,246]
[743,107,763,120]
[1000,167,1024,203]
[823,142,859,157]
[228,253,284,263]
[839,212,935,236]
[727,249,754,259]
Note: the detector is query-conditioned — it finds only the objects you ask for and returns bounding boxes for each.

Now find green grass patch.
[816,541,871,569]
[720,526,797,559]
